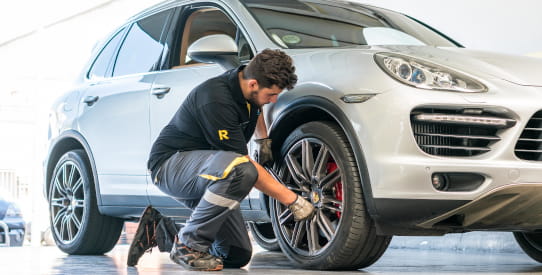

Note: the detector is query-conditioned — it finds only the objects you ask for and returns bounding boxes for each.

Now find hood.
[376,45,542,87]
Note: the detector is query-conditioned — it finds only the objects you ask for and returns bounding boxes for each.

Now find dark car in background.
[0,196,25,246]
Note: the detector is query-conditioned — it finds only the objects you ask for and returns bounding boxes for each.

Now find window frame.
[110,8,174,78]
[159,2,256,71]
[86,27,128,80]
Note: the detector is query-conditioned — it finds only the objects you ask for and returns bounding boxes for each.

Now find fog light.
[432,173,448,191]
[431,172,485,192]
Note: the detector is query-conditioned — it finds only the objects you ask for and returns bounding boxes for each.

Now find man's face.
[248,84,283,108]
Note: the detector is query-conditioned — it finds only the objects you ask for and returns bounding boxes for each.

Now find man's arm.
[250,159,297,205]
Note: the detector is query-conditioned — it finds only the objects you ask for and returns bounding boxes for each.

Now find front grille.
[515,110,542,161]
[411,107,516,157]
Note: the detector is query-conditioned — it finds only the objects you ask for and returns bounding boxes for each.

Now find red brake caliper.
[326,162,342,218]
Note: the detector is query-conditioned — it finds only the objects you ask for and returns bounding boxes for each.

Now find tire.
[270,121,391,270]
[514,232,542,263]
[48,149,124,254]
[248,221,281,251]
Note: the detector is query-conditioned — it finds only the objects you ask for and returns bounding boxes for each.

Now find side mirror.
[187,34,240,70]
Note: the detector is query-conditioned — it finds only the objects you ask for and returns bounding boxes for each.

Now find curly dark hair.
[243,49,297,90]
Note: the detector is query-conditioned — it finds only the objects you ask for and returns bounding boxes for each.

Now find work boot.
[170,238,224,271]
[127,205,163,266]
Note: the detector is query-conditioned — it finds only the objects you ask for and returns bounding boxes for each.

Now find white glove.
[288,195,315,221]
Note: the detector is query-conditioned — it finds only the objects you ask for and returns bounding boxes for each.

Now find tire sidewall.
[271,121,367,267]
[49,150,95,254]
[248,221,281,251]
[514,232,542,263]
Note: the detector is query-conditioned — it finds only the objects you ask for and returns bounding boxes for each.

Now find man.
[146,49,314,271]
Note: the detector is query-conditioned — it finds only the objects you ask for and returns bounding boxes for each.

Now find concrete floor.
[2,242,542,274]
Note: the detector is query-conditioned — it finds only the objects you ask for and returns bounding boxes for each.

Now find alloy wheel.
[50,160,85,244]
[273,138,343,256]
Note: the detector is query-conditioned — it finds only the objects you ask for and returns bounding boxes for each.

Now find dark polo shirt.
[147,66,260,174]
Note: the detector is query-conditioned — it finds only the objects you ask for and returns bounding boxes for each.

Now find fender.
[268,95,378,218]
[45,130,103,208]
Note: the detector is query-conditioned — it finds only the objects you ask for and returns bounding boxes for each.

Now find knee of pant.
[229,161,258,195]
[223,246,252,268]
[227,162,258,199]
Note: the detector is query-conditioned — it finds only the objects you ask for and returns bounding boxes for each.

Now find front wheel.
[514,232,542,263]
[48,149,124,254]
[270,121,391,270]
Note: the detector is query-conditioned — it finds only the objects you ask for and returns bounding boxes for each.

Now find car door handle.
[151,87,171,99]
[83,95,99,106]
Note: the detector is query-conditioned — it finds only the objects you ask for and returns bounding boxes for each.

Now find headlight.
[6,204,22,218]
[374,52,487,93]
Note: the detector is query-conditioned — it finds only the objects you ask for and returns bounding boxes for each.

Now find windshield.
[240,0,460,49]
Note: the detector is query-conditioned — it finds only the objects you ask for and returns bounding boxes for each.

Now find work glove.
[254,138,273,166]
[288,195,315,221]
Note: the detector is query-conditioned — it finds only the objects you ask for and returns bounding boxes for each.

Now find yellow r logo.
[218,130,229,140]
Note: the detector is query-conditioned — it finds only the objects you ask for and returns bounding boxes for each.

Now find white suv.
[44,0,542,269]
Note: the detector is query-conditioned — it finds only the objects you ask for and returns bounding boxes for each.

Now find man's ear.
[248,79,259,91]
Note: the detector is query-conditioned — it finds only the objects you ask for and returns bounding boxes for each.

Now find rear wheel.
[270,121,391,270]
[514,232,542,263]
[248,222,281,251]
[49,149,124,254]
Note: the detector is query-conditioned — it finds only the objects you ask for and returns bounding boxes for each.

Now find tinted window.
[113,10,171,77]
[241,0,458,48]
[88,28,125,79]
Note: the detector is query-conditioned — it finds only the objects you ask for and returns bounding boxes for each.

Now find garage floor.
[1,242,541,274]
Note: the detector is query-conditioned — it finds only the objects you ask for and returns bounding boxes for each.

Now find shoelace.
[138,221,158,252]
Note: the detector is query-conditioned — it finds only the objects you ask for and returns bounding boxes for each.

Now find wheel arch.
[267,96,377,217]
[45,131,103,207]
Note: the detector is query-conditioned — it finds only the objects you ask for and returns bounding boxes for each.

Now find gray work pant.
[154,150,258,267]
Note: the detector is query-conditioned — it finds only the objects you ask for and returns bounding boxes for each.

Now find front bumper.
[345,79,542,233]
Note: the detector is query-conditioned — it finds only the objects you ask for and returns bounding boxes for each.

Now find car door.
[77,9,173,207]
[147,3,256,213]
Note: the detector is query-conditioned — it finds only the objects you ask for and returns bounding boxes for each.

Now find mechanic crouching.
[143,49,314,271]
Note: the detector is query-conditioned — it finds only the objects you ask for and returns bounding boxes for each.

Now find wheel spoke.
[290,221,305,248]
[286,153,308,189]
[72,178,83,194]
[51,197,65,207]
[312,146,329,181]
[323,197,342,206]
[301,140,314,180]
[316,210,335,241]
[62,164,68,190]
[319,169,341,190]
[66,216,74,240]
[71,213,82,230]
[279,208,293,225]
[53,178,67,195]
[67,164,76,189]
[59,215,67,240]
[322,204,342,212]
[73,199,85,208]
[306,217,319,254]
[53,208,67,227]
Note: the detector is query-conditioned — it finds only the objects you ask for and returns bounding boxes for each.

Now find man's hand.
[288,195,315,221]
[254,138,273,166]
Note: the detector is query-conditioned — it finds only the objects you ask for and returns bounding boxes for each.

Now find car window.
[113,9,172,77]
[166,6,253,69]
[240,0,459,48]
[88,28,126,79]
